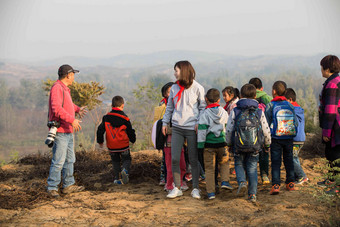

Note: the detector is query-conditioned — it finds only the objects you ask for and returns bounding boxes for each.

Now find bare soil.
[0,135,339,226]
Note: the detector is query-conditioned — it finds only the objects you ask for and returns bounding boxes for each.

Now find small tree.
[130,82,162,151]
[42,79,106,150]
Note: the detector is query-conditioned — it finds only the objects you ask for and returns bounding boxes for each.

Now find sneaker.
[270,184,280,195]
[191,188,201,199]
[286,182,296,191]
[317,179,334,187]
[295,177,309,185]
[199,174,206,181]
[221,181,233,190]
[159,179,166,186]
[167,187,183,199]
[325,186,340,195]
[121,168,129,184]
[180,181,189,191]
[236,182,247,197]
[262,175,270,185]
[185,173,192,182]
[114,179,123,185]
[62,185,85,194]
[207,192,215,200]
[47,190,60,198]
[248,194,256,203]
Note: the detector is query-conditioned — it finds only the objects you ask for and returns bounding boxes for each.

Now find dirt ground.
[0,139,339,226]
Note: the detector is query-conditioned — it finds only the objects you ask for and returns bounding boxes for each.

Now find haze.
[0,0,339,62]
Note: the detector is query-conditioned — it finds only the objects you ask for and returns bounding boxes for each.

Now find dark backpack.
[234,107,264,153]
[155,119,166,150]
[271,101,297,139]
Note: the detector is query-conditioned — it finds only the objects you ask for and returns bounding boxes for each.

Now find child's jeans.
[110,150,131,180]
[259,149,269,177]
[271,139,295,185]
[293,144,306,180]
[203,147,230,194]
[234,152,259,195]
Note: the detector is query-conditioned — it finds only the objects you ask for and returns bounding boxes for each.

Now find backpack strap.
[107,112,130,121]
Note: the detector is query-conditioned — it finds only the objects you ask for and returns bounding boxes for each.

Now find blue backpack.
[271,101,297,139]
[234,107,264,153]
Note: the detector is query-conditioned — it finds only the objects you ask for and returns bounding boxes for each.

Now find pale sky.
[0,0,339,61]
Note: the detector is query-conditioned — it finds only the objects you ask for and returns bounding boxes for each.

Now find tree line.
[0,67,322,162]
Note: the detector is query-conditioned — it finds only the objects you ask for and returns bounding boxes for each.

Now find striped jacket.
[198,105,228,149]
[319,73,340,147]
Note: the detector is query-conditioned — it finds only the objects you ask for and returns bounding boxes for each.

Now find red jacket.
[48,80,80,133]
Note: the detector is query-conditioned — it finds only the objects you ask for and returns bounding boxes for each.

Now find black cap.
[58,64,79,77]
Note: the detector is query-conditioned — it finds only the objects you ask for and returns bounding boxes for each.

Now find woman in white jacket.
[162,61,206,199]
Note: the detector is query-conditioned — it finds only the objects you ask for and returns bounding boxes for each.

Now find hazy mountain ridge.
[0,51,327,87]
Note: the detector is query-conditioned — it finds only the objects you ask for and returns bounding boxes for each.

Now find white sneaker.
[167,187,183,199]
[191,188,201,199]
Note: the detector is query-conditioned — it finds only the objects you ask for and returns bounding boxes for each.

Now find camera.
[45,121,61,148]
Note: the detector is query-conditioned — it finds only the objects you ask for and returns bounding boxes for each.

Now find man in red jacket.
[47,64,87,198]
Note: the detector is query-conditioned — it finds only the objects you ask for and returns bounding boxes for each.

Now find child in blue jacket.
[265,81,298,195]
[285,88,308,185]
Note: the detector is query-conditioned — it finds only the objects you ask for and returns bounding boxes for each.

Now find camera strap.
[47,89,64,125]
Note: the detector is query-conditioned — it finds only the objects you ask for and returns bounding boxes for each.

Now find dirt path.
[0,150,339,226]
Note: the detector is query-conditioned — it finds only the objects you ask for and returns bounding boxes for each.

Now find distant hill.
[0,51,327,87]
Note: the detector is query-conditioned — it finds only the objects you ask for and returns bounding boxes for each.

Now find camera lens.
[45,126,58,147]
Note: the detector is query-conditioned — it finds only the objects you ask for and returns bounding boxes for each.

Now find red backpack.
[105,113,130,151]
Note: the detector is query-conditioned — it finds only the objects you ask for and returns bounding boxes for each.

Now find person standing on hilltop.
[318,55,340,194]
[46,64,87,198]
[162,60,206,199]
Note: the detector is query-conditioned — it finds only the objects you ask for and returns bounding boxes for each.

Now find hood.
[256,90,269,98]
[271,96,287,102]
[236,98,259,109]
[206,106,228,125]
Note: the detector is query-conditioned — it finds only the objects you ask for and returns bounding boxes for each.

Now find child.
[265,81,298,195]
[162,60,206,199]
[249,77,273,105]
[222,86,240,114]
[154,82,174,186]
[198,88,230,199]
[97,96,136,185]
[285,88,308,185]
[226,84,271,203]
[160,82,188,192]
[249,77,272,184]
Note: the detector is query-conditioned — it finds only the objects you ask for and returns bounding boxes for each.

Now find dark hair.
[58,74,67,80]
[112,96,124,107]
[240,84,257,99]
[161,82,174,97]
[284,88,296,102]
[272,81,287,96]
[174,61,195,89]
[320,55,340,74]
[205,88,220,103]
[222,86,240,101]
[249,77,263,89]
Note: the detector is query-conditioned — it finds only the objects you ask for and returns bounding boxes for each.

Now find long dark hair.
[174,61,195,89]
[222,86,240,102]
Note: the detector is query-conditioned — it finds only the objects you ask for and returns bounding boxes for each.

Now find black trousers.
[325,142,340,180]
[110,150,131,180]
